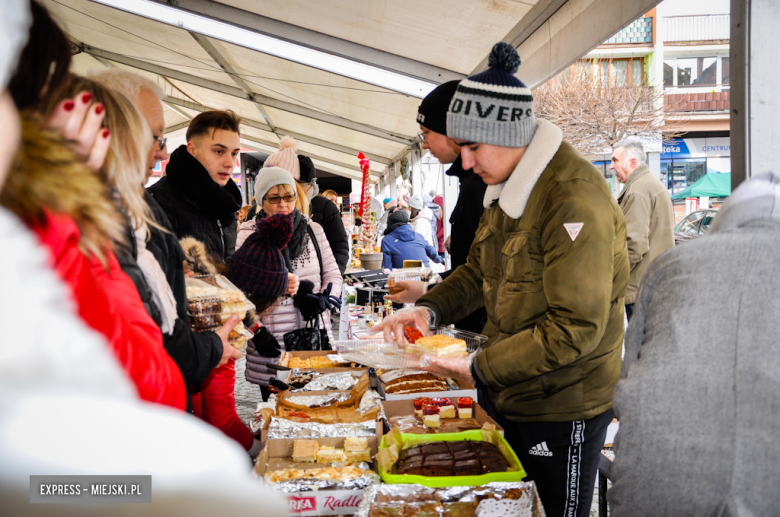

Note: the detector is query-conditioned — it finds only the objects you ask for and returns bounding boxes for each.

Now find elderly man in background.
[610,138,674,320]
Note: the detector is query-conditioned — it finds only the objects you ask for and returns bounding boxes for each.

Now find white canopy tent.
[44,0,660,184]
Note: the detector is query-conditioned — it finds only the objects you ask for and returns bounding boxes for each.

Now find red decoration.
[357,152,370,218]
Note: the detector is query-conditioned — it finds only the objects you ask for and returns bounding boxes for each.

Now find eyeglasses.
[152,134,167,150]
[264,193,297,204]
[417,131,426,143]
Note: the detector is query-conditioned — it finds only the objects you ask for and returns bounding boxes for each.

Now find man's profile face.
[187,129,240,187]
[455,140,525,186]
[420,124,460,164]
[610,146,635,184]
[135,87,167,182]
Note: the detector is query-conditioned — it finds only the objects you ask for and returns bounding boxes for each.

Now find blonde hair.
[321,189,338,199]
[44,76,159,234]
[294,181,309,216]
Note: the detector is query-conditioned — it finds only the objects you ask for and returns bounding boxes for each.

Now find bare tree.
[534,59,688,157]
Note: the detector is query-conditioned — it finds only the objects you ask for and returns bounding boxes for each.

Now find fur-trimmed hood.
[483,118,563,219]
[180,236,220,276]
[0,116,124,264]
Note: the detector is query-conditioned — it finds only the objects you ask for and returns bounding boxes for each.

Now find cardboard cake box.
[382,398,504,436]
[255,437,379,516]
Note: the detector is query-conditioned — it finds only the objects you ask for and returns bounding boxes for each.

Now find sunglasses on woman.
[264,193,296,204]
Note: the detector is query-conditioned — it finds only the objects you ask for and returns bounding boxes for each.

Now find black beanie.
[297,155,316,183]
[416,80,460,136]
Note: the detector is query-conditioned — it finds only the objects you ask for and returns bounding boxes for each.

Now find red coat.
[32,211,186,410]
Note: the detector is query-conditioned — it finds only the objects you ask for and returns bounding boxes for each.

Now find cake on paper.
[407,334,468,358]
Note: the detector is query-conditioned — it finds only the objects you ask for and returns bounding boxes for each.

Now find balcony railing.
[665,14,729,43]
[665,91,730,112]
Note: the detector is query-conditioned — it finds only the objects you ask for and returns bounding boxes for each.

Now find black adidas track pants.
[480,388,613,517]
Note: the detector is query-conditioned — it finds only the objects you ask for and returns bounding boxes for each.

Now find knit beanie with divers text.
[447,42,536,148]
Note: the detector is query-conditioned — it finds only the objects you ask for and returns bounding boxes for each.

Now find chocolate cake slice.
[420,443,449,455]
[454,459,481,476]
[421,459,454,477]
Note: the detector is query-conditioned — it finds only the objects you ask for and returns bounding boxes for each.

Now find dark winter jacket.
[146,192,222,393]
[310,195,349,274]
[148,145,241,263]
[446,154,488,270]
[438,155,488,333]
[113,211,162,327]
[418,119,629,423]
[381,224,442,269]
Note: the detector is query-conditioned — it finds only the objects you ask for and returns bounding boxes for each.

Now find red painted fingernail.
[95,104,104,115]
[102,129,110,138]
[63,100,74,111]
[81,93,92,103]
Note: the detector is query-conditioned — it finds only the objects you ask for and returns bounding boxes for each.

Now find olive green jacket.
[418,119,629,423]
[617,165,675,304]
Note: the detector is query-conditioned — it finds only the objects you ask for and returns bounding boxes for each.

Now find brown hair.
[9,0,72,112]
[186,110,241,142]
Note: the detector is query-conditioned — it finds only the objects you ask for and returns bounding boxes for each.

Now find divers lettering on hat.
[417,113,425,123]
[475,102,494,119]
[452,101,532,122]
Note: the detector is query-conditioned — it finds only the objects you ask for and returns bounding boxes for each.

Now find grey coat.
[609,172,780,516]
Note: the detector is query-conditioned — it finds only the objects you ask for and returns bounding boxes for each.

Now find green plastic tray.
[378,430,527,487]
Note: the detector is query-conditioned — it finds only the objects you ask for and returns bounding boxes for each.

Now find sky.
[661,0,730,16]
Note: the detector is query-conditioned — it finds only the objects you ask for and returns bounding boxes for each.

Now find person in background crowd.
[425,189,441,248]
[609,172,780,516]
[236,167,342,400]
[262,135,312,217]
[385,80,488,334]
[321,189,339,205]
[376,197,396,237]
[377,42,628,517]
[433,194,445,259]
[148,110,242,263]
[407,193,435,247]
[88,68,241,407]
[381,209,443,269]
[299,155,349,274]
[238,205,250,225]
[610,138,675,321]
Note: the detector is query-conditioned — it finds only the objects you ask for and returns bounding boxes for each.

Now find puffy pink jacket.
[237,216,342,387]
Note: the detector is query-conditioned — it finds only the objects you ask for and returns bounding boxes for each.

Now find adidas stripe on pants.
[479,388,612,517]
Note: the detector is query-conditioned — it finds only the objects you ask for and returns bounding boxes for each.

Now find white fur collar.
[482,118,563,219]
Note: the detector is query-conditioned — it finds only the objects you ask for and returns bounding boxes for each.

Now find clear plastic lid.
[185,274,255,323]
[333,326,487,370]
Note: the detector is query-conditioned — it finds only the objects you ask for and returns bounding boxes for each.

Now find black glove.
[294,281,340,322]
[252,326,281,358]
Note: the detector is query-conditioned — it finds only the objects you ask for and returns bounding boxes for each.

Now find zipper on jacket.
[216,219,225,261]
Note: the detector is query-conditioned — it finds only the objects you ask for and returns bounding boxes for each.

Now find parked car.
[674,208,719,244]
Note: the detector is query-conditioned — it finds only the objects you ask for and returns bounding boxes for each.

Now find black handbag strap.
[306,224,324,286]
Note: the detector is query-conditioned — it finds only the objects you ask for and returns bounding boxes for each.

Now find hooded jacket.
[381,224,441,269]
[148,145,241,263]
[236,212,342,387]
[418,119,629,423]
[0,120,185,410]
[617,164,675,304]
[32,211,186,410]
[609,172,780,517]
[310,195,349,274]
[411,207,435,247]
[145,193,222,392]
